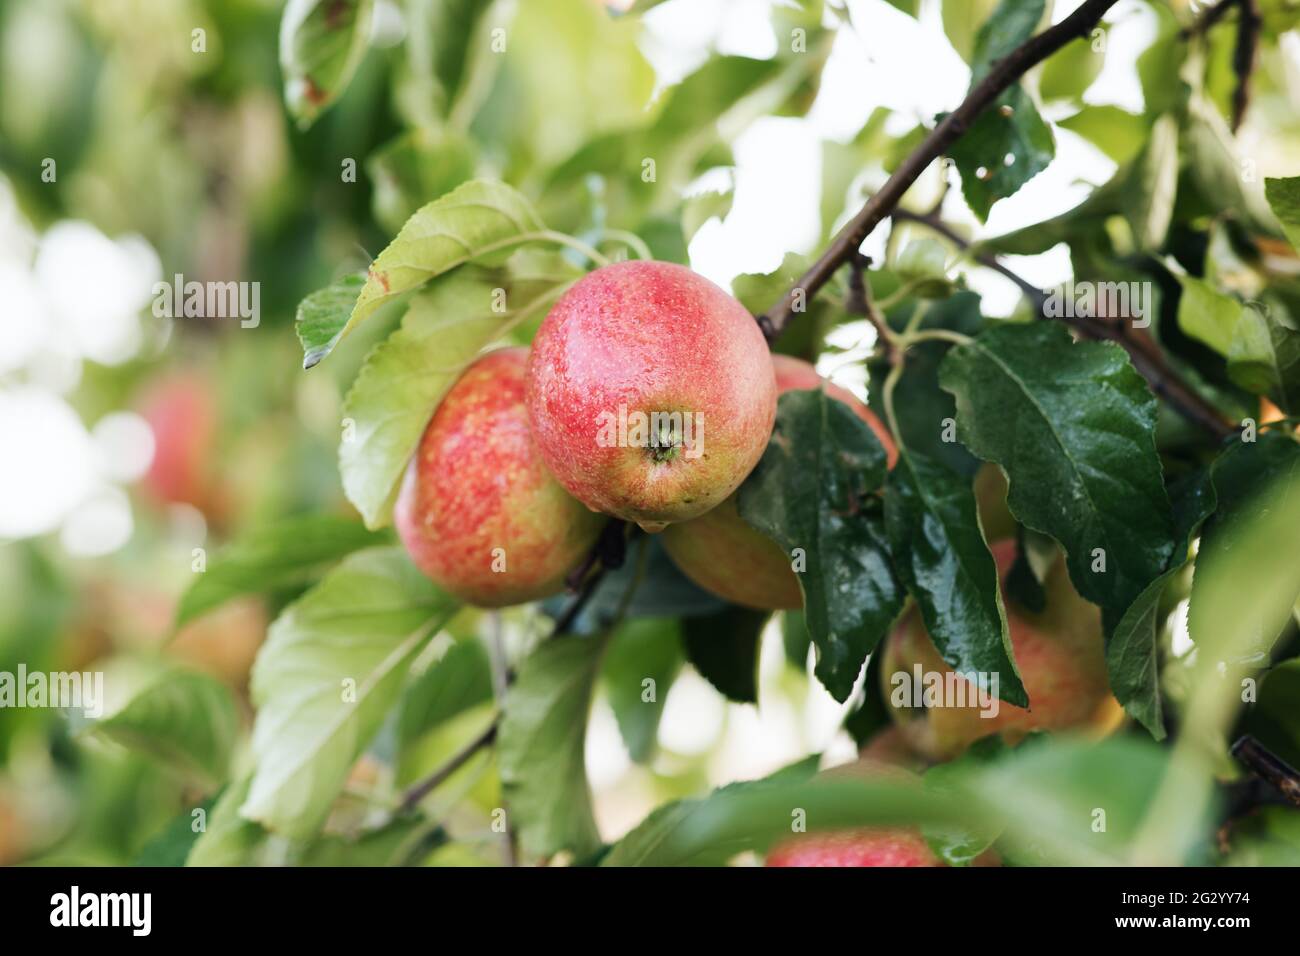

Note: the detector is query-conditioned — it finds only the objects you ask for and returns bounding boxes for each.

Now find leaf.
[187,778,267,866]
[279,0,373,128]
[682,605,768,704]
[306,180,547,368]
[737,390,903,702]
[397,638,494,747]
[1125,113,1179,252]
[1038,32,1103,103]
[570,536,725,627]
[844,649,891,747]
[939,322,1176,611]
[895,239,956,298]
[884,450,1026,706]
[295,275,366,370]
[1265,177,1300,252]
[602,618,683,763]
[175,514,384,628]
[297,814,446,866]
[93,670,238,785]
[1227,304,1300,413]
[940,0,1004,63]
[340,250,579,528]
[1105,470,1216,739]
[134,798,217,866]
[1188,432,1300,656]
[498,635,605,859]
[241,547,458,839]
[367,129,477,236]
[948,86,1055,222]
[1057,106,1147,166]
[1175,274,1244,357]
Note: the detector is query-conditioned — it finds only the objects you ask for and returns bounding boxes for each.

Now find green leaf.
[187,777,267,866]
[781,609,812,669]
[844,649,891,747]
[737,390,903,702]
[134,798,216,866]
[682,605,767,704]
[940,0,1004,63]
[939,322,1176,611]
[1265,177,1300,252]
[241,547,458,839]
[1125,112,1179,252]
[1106,470,1216,739]
[295,274,366,370]
[1175,274,1244,357]
[397,638,494,747]
[297,813,446,866]
[93,670,238,785]
[1188,432,1300,656]
[340,250,578,528]
[1038,32,1104,103]
[175,514,384,628]
[895,239,956,298]
[498,635,605,859]
[885,450,1025,706]
[602,618,683,763]
[305,180,547,368]
[1227,304,1300,413]
[1057,106,1148,166]
[948,86,1055,222]
[279,0,373,128]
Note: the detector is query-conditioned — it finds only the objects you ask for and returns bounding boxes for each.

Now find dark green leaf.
[134,798,216,866]
[682,605,768,704]
[175,514,384,628]
[397,638,494,746]
[948,86,1055,222]
[844,649,891,748]
[279,0,373,128]
[885,449,1026,705]
[939,322,1176,611]
[737,390,903,702]
[498,635,605,859]
[781,609,812,669]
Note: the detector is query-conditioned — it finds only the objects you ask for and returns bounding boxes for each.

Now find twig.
[398,719,499,814]
[1231,0,1261,131]
[1179,0,1238,38]
[845,254,899,361]
[1231,735,1300,808]
[890,209,1235,440]
[759,0,1122,339]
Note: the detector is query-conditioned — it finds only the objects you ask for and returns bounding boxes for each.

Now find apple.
[396,348,604,607]
[525,260,777,532]
[137,373,218,512]
[881,539,1124,759]
[661,355,897,609]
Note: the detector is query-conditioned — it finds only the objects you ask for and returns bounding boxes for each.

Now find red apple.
[881,539,1125,759]
[396,348,604,607]
[661,355,897,609]
[525,261,777,532]
[137,373,218,511]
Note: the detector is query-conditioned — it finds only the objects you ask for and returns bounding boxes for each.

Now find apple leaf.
[601,618,684,764]
[295,274,366,369]
[1175,274,1244,357]
[299,180,549,369]
[1188,432,1300,656]
[1105,470,1216,739]
[340,250,579,528]
[187,778,267,866]
[397,638,494,747]
[1227,304,1300,414]
[884,449,1026,707]
[737,389,902,703]
[498,635,605,859]
[241,548,458,839]
[1265,176,1300,252]
[92,670,238,786]
[279,0,373,129]
[939,322,1176,612]
[174,514,385,629]
[682,605,767,704]
[1057,106,1147,166]
[367,129,477,236]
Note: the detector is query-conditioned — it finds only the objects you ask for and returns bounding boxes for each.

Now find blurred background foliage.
[1,0,1299,866]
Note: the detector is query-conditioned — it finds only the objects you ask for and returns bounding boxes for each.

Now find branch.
[759,0,1121,339]
[845,254,900,362]
[1179,0,1238,38]
[398,719,499,814]
[1231,0,1261,131]
[892,209,1235,440]
[1231,735,1300,809]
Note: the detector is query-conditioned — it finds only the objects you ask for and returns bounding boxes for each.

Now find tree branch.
[891,208,1236,440]
[1231,735,1300,808]
[1180,0,1238,38]
[759,0,1121,339]
[1231,0,1261,131]
[398,719,499,814]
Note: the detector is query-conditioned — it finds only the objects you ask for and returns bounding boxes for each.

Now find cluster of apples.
[394,260,1122,867]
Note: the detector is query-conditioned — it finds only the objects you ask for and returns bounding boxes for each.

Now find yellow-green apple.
[396,348,604,607]
[525,261,777,532]
[881,539,1124,759]
[661,355,897,609]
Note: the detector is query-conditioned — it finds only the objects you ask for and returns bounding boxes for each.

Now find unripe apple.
[525,261,777,532]
[660,355,896,610]
[395,348,604,607]
[137,373,218,512]
[881,539,1124,759]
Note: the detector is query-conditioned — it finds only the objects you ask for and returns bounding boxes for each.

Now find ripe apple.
[396,348,604,607]
[881,539,1124,759]
[137,373,218,512]
[525,260,777,532]
[660,355,897,609]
